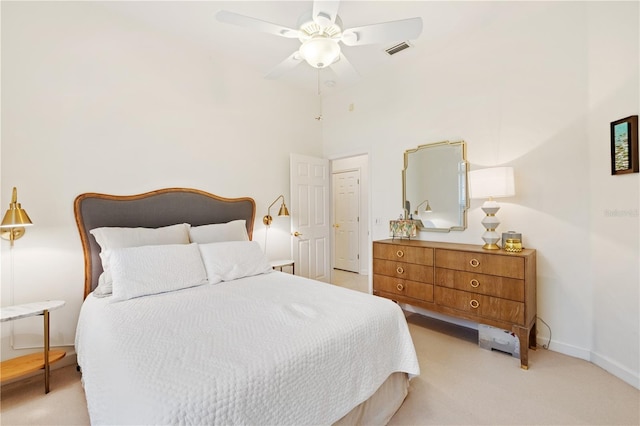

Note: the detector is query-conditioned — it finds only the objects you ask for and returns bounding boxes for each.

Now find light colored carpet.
[392,314,639,425]
[1,271,638,425]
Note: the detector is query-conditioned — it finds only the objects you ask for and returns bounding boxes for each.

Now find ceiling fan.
[215,0,423,82]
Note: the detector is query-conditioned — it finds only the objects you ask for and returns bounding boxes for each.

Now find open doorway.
[330,154,369,292]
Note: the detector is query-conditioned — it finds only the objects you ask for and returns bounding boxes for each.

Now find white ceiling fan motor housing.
[297,11,343,68]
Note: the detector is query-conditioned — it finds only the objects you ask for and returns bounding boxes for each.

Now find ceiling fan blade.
[330,53,359,84]
[215,10,300,39]
[264,51,304,80]
[341,17,423,46]
[312,0,340,26]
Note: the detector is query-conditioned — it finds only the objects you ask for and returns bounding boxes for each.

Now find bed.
[74,188,420,425]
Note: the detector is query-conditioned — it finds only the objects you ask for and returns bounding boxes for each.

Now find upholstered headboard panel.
[74,188,256,298]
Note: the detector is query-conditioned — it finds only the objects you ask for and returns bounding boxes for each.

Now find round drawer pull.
[470,279,480,288]
[396,283,404,292]
[396,250,404,258]
[469,258,480,268]
[470,299,480,309]
[396,266,405,274]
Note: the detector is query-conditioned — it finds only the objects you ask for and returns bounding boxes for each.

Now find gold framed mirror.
[403,140,469,232]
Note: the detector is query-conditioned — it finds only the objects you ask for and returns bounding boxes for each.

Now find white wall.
[1,2,320,361]
[322,1,639,388]
[587,2,640,388]
[1,0,637,391]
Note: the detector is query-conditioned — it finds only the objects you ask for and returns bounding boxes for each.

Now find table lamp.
[469,167,515,249]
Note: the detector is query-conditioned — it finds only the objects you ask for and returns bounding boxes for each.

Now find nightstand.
[0,300,66,393]
[270,259,295,274]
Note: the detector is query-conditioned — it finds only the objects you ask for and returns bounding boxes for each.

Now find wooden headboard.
[74,188,256,298]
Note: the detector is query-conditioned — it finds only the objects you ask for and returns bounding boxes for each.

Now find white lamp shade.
[469,167,515,199]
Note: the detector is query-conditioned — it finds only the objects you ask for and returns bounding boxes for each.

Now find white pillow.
[189,220,249,244]
[198,241,272,283]
[109,243,208,301]
[90,223,191,296]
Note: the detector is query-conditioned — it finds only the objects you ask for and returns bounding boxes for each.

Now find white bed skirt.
[335,372,409,426]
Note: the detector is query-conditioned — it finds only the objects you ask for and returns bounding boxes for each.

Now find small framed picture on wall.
[610,115,639,175]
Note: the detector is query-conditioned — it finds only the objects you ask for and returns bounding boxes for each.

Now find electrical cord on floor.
[536,316,552,349]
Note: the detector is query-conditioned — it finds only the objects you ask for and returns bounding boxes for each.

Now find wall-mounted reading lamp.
[1,187,33,246]
[262,195,290,226]
[414,200,432,215]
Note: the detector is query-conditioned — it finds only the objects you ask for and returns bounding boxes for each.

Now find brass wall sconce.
[1,187,33,246]
[263,195,290,226]
[414,199,432,215]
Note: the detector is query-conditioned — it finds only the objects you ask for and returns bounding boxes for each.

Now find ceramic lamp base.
[481,228,501,249]
[482,242,501,250]
[481,200,501,250]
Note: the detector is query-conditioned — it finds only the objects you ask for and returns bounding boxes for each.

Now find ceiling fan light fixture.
[217,4,423,80]
[299,37,340,68]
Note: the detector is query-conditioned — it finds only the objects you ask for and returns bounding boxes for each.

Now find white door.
[333,170,360,273]
[290,154,331,282]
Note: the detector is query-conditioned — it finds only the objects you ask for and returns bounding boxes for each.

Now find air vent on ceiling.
[385,41,412,56]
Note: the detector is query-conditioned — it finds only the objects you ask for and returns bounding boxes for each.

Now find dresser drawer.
[373,243,433,266]
[373,259,433,283]
[435,249,524,279]
[434,287,525,325]
[435,268,525,302]
[373,274,434,302]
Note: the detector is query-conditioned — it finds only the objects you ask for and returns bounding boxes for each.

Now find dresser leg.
[529,322,537,350]
[513,326,530,370]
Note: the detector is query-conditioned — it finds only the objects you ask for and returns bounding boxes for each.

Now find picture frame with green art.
[610,115,638,175]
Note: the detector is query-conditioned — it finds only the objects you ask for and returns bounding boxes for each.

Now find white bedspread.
[75,272,420,425]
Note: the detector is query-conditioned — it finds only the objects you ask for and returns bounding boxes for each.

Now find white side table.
[270,259,295,275]
[0,300,66,393]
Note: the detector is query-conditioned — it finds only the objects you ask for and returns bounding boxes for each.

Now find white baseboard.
[590,351,640,390]
[401,304,639,390]
[536,336,591,360]
[56,349,78,369]
[533,335,639,389]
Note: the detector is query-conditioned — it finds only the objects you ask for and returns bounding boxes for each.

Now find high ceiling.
[98,1,502,95]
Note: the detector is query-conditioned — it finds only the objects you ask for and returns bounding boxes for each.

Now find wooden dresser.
[373,239,536,369]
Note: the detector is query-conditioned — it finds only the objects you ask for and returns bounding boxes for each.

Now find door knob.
[293,231,303,237]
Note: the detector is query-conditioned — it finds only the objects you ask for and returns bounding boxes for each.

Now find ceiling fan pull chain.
[315,69,323,120]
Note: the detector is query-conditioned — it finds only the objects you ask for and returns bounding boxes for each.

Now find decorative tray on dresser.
[373,239,536,369]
